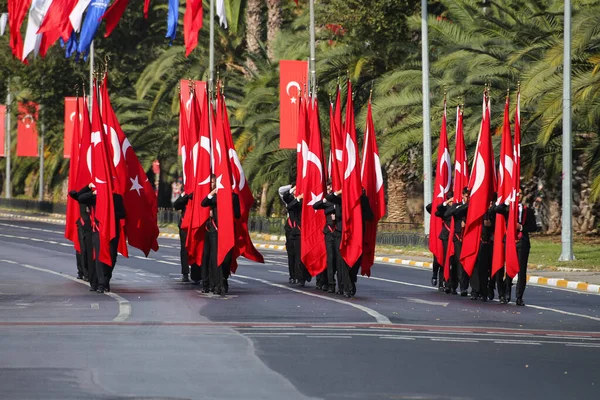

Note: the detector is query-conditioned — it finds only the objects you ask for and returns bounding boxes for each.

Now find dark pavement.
[0,218,598,399]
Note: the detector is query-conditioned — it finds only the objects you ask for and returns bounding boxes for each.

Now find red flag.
[295,95,307,194]
[279,60,308,149]
[103,0,129,38]
[144,0,151,18]
[0,105,6,157]
[64,97,85,158]
[491,96,514,276]
[179,91,193,193]
[460,91,495,276]
[102,77,159,256]
[8,0,31,61]
[75,96,92,190]
[91,83,116,267]
[329,87,344,191]
[360,100,386,276]
[183,0,203,57]
[37,0,78,55]
[340,80,363,267]
[506,91,521,278]
[299,98,327,276]
[65,96,81,248]
[16,102,38,157]
[220,92,264,265]
[429,100,451,266]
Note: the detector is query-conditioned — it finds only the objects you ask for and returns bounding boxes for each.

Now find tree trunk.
[245,0,263,72]
[259,182,269,217]
[266,0,281,61]
[385,162,408,223]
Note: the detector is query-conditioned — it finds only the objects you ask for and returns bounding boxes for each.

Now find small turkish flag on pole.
[65,95,82,249]
[64,97,84,158]
[295,95,308,194]
[329,87,344,192]
[75,95,92,191]
[280,60,308,149]
[16,102,39,157]
[506,90,522,278]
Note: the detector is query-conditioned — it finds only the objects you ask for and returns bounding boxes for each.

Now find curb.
[2,212,599,295]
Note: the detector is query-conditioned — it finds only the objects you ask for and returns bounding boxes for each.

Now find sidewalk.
[2,211,599,294]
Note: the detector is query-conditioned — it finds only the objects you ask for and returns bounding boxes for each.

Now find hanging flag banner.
[0,13,8,36]
[64,97,84,158]
[16,102,39,157]
[179,79,206,155]
[279,60,308,149]
[0,105,6,157]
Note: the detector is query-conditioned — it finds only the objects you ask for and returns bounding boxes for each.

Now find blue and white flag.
[65,30,79,58]
[166,0,178,43]
[77,0,109,57]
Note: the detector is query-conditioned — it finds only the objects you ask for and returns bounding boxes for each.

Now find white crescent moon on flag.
[122,138,131,161]
[301,144,323,181]
[198,136,212,185]
[181,145,187,185]
[344,133,356,180]
[87,146,92,176]
[215,139,222,164]
[471,152,485,195]
[286,81,300,96]
[374,153,383,192]
[441,148,452,193]
[229,148,246,190]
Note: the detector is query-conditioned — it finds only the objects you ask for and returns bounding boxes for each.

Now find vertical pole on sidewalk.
[39,104,44,201]
[89,41,95,110]
[5,79,11,199]
[309,0,316,99]
[421,0,432,236]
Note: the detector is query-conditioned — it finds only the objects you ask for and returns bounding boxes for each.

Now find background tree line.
[1,0,600,234]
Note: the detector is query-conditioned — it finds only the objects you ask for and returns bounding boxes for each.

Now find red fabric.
[329,88,343,191]
[37,0,78,55]
[8,0,32,61]
[299,98,327,276]
[102,77,159,257]
[279,60,308,149]
[491,97,514,276]
[179,91,192,192]
[183,0,203,57]
[16,102,38,157]
[220,92,264,265]
[65,97,81,250]
[360,101,385,276]
[91,84,116,267]
[212,97,235,266]
[460,93,495,276]
[506,92,521,278]
[64,98,84,158]
[0,105,6,157]
[428,101,451,267]
[102,0,130,38]
[340,80,363,267]
[144,0,151,18]
[295,96,307,195]
[75,96,92,190]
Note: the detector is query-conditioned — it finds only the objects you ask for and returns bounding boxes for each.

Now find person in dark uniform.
[428,191,453,292]
[495,187,538,306]
[217,194,241,294]
[75,184,103,292]
[173,192,197,283]
[445,187,470,296]
[313,181,337,293]
[348,188,374,296]
[470,194,496,301]
[69,189,93,282]
[286,189,311,287]
[104,193,125,292]
[279,184,297,284]
[323,190,353,297]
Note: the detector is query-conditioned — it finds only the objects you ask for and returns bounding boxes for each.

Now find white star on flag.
[130,175,143,195]
[291,97,297,104]
[216,174,225,190]
[307,191,323,207]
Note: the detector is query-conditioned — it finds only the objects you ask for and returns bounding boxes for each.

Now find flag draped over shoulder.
[506,91,522,278]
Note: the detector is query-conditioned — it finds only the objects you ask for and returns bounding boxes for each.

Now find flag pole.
[39,103,44,201]
[89,40,94,110]
[4,79,11,199]
[560,0,574,261]
[209,0,215,95]
[421,0,432,236]
[309,0,316,99]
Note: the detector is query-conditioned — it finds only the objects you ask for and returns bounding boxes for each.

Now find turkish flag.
[102,76,159,256]
[179,91,193,192]
[300,98,327,276]
[491,97,514,276]
[37,0,78,55]
[0,105,6,157]
[8,0,31,61]
[295,96,307,194]
[91,83,116,267]
[341,80,363,267]
[16,102,38,157]
[280,60,308,149]
[429,101,451,266]
[65,96,81,248]
[506,91,522,278]
[103,0,129,38]
[444,106,469,280]
[460,92,495,276]
[179,80,207,155]
[75,95,93,190]
[329,87,344,191]
[360,101,386,277]
[64,97,84,158]
[183,0,203,57]
[220,91,264,266]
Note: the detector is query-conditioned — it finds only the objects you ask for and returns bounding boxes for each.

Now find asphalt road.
[0,218,599,400]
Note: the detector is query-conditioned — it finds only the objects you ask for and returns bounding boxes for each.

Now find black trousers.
[91,230,119,289]
[292,234,310,283]
[77,224,91,279]
[505,241,531,300]
[453,239,470,292]
[325,231,337,287]
[285,230,296,280]
[334,233,351,293]
[471,241,492,297]
[493,267,506,298]
[202,231,220,291]
[179,227,190,276]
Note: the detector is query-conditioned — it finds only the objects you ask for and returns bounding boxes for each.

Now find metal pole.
[89,41,94,110]
[309,0,316,96]
[209,0,215,94]
[560,0,574,261]
[421,0,432,236]
[39,105,44,201]
[5,80,11,199]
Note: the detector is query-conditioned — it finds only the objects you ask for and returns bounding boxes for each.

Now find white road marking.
[156,260,179,266]
[379,336,415,340]
[430,338,479,343]
[493,341,541,345]
[235,274,392,325]
[526,304,600,323]
[91,303,100,310]
[268,270,288,275]
[228,278,248,285]
[305,335,352,339]
[0,259,131,322]
[403,298,449,307]
[360,275,436,290]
